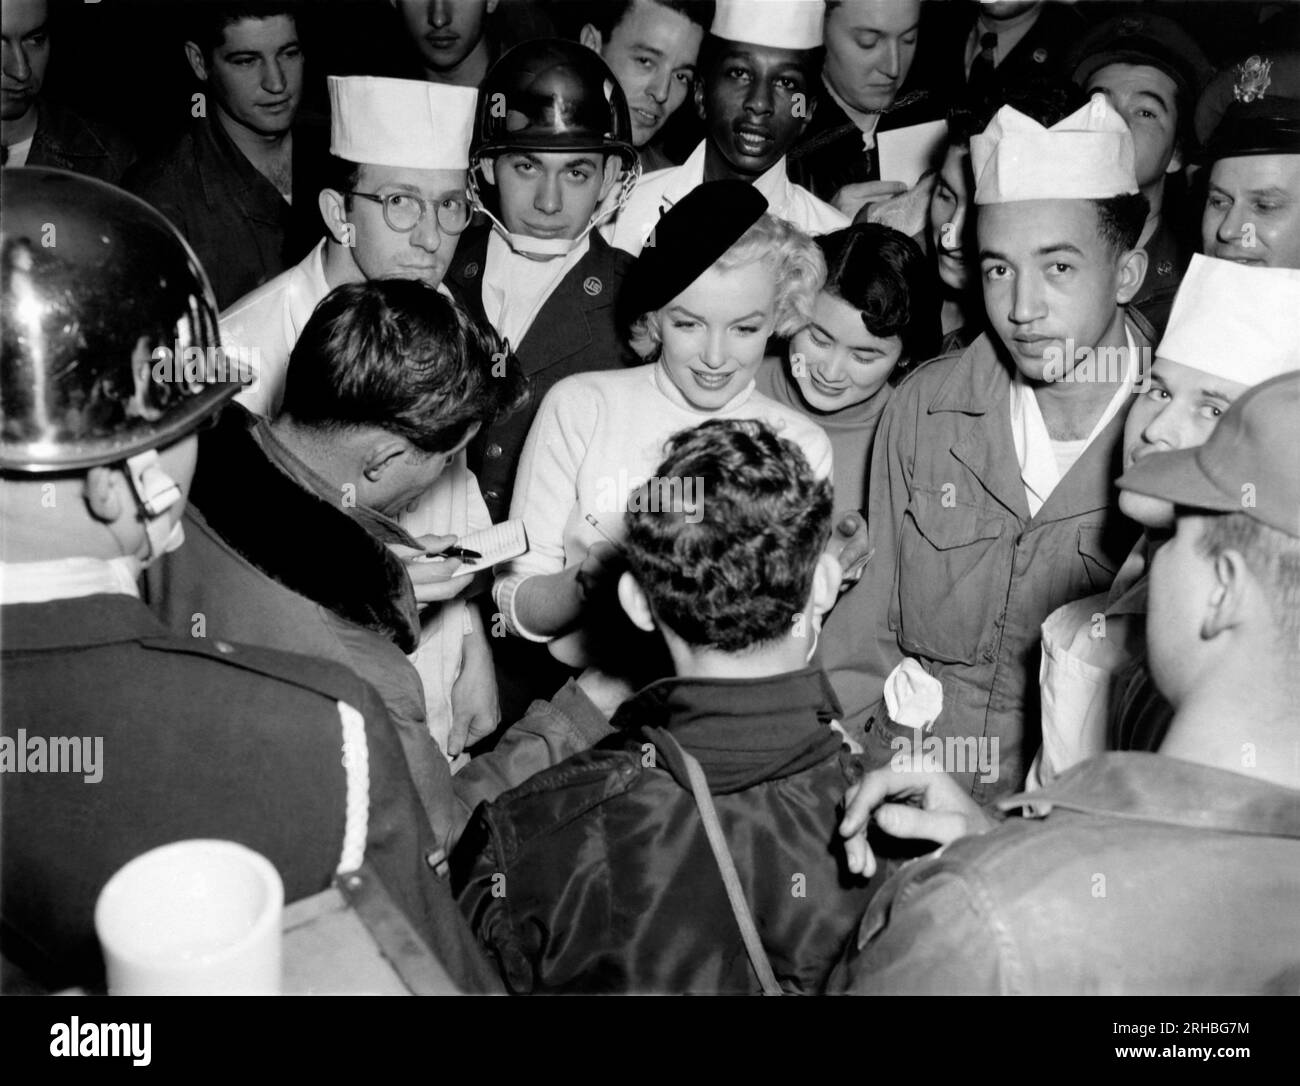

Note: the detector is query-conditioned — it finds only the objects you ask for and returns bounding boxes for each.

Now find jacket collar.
[1002,752,1300,840]
[195,115,288,227]
[1,593,168,652]
[188,406,422,652]
[927,321,1146,522]
[30,99,112,167]
[613,667,846,794]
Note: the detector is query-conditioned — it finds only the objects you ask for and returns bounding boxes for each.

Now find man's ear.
[183,41,209,83]
[1167,139,1185,176]
[487,0,500,12]
[695,78,707,121]
[809,551,843,620]
[480,158,497,187]
[361,436,409,483]
[617,571,657,633]
[579,24,604,54]
[83,466,126,525]
[598,155,623,202]
[1201,548,1252,642]
[1115,245,1149,306]
[319,188,353,245]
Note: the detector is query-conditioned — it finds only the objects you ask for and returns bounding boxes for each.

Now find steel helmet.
[472,38,638,169]
[1,167,241,473]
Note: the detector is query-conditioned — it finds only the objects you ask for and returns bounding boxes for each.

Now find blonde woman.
[493,181,833,683]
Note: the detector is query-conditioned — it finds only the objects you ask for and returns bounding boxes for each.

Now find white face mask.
[469,159,640,260]
[124,450,186,567]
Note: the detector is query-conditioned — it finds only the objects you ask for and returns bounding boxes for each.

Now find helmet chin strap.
[124,449,185,564]
[468,159,641,260]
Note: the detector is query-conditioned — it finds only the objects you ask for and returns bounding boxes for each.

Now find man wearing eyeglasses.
[214,76,508,781]
[221,76,479,419]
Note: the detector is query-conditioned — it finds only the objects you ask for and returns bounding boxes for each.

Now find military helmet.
[472,38,637,168]
[1,167,241,473]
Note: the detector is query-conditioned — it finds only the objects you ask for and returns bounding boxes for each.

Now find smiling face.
[1,0,50,124]
[1118,356,1248,526]
[978,199,1130,381]
[698,41,814,181]
[482,151,619,240]
[658,261,777,410]
[1086,63,1182,194]
[188,15,303,138]
[590,0,703,149]
[1202,154,1300,269]
[929,142,974,292]
[334,163,469,287]
[789,290,902,413]
[822,0,920,115]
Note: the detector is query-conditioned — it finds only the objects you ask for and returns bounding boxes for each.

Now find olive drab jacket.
[821,324,1148,803]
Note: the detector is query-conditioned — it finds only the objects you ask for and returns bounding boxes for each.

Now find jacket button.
[486,443,503,459]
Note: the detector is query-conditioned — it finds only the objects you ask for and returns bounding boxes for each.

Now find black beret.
[618,181,768,329]
[1070,14,1213,107]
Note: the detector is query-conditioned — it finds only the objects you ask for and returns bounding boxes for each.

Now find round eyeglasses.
[347,191,472,235]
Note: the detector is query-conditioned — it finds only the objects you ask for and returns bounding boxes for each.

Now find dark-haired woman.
[757,222,940,523]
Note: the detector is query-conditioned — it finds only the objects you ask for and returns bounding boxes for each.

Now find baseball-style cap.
[1117,371,1300,539]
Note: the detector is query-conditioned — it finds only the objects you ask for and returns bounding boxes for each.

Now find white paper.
[877,120,949,187]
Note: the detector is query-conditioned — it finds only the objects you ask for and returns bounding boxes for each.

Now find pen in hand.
[584,514,625,552]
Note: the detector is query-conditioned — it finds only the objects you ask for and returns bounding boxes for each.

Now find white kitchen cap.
[972,94,1139,204]
[329,76,476,170]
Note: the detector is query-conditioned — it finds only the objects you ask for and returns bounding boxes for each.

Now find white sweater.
[494,361,833,640]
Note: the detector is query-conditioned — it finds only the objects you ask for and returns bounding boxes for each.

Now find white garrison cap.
[711,0,824,50]
[971,94,1139,205]
[1157,255,1300,386]
[328,76,476,170]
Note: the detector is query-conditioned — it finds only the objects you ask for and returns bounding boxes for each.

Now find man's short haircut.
[818,222,941,377]
[280,279,526,455]
[1195,510,1300,649]
[581,0,715,38]
[630,211,825,358]
[623,418,833,652]
[186,2,300,57]
[323,154,362,206]
[1094,191,1149,255]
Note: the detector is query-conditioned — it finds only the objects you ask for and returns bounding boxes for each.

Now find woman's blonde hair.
[628,213,827,360]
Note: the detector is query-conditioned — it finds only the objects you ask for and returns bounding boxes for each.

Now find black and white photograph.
[1,0,1297,1061]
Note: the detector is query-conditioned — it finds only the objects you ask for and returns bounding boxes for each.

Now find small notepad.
[454,519,529,568]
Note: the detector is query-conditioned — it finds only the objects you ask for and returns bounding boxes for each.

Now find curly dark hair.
[281,279,527,454]
[622,419,832,652]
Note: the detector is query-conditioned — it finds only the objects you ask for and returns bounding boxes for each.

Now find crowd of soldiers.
[2,0,1298,996]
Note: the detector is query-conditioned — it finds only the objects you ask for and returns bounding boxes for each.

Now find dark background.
[37,0,1300,158]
